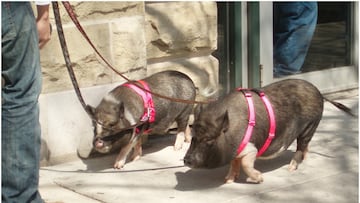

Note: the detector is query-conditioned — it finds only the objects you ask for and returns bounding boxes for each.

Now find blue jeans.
[2,2,43,203]
[273,2,318,77]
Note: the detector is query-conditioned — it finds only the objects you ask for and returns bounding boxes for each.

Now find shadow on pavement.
[175,150,294,190]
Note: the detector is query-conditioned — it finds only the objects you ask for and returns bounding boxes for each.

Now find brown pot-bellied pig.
[88,70,196,169]
[184,79,355,184]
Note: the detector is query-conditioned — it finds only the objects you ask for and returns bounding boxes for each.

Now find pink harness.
[122,80,156,124]
[236,88,276,157]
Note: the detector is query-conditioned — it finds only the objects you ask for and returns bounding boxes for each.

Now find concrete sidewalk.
[39,97,359,203]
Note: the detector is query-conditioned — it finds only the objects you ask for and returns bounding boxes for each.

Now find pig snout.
[183,155,193,167]
[184,142,229,169]
[93,137,112,153]
[94,138,104,148]
[184,152,203,168]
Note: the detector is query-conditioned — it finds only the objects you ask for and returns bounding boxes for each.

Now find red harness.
[122,80,156,124]
[236,88,276,157]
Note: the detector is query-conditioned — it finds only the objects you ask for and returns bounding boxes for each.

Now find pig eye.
[205,139,215,146]
[192,123,208,135]
[100,121,117,129]
[108,122,117,128]
[112,106,119,112]
[197,137,215,146]
[193,128,207,136]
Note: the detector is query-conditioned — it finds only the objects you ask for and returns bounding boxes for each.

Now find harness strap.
[255,90,276,157]
[123,80,156,123]
[236,89,256,155]
[235,88,276,157]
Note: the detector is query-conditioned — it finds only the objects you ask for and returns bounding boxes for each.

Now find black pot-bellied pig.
[88,70,196,169]
[184,79,355,184]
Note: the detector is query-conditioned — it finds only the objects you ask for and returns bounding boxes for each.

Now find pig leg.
[174,131,186,151]
[130,134,148,162]
[288,120,319,171]
[129,137,142,162]
[114,130,139,169]
[225,158,241,183]
[288,147,308,172]
[226,143,263,183]
[238,143,263,183]
[174,114,191,150]
[241,151,264,183]
[174,125,192,150]
[185,125,192,143]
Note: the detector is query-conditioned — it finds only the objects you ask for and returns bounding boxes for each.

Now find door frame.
[218,2,358,94]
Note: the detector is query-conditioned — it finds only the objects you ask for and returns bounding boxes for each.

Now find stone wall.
[38,2,218,165]
[40,2,147,93]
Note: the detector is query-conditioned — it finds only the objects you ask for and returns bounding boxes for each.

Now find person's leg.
[2,2,43,202]
[273,2,318,77]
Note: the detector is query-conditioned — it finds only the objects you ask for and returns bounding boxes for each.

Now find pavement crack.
[53,181,106,203]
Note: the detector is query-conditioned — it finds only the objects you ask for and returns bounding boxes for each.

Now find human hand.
[36,5,51,49]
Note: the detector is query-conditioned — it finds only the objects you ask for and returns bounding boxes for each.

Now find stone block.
[145,2,217,60]
[40,22,113,93]
[147,55,220,99]
[44,2,144,24]
[66,2,144,21]
[41,16,146,93]
[110,16,147,83]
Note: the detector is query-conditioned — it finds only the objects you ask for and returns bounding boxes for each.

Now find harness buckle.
[147,107,153,119]
[268,132,275,139]
[244,92,252,97]
[249,120,256,126]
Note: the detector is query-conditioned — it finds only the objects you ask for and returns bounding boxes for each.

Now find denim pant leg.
[2,2,43,203]
[273,2,318,77]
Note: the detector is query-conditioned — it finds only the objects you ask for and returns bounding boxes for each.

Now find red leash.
[59,1,208,105]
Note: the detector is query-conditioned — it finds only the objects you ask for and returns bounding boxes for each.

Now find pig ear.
[86,105,95,118]
[194,104,208,120]
[118,102,125,119]
[217,110,229,133]
[194,104,202,119]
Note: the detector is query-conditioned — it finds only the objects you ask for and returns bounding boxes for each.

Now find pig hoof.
[246,174,264,184]
[224,178,235,184]
[174,132,185,150]
[225,173,239,184]
[174,144,182,151]
[131,155,141,162]
[113,161,125,169]
[288,160,298,172]
[173,140,184,150]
